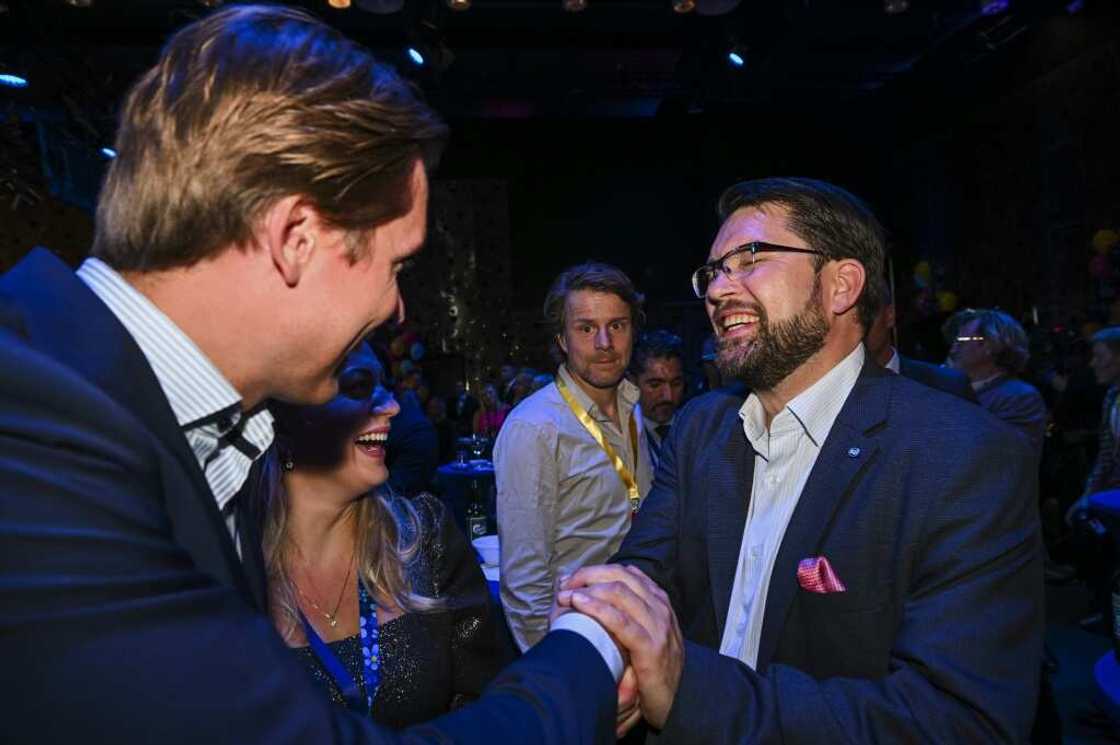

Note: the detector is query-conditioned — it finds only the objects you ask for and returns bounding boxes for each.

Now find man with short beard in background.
[629,330,687,473]
[599,177,1043,742]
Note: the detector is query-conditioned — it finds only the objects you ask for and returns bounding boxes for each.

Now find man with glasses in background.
[949,307,1047,459]
[575,177,1043,742]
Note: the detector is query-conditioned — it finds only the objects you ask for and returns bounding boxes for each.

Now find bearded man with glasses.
[566,177,1044,743]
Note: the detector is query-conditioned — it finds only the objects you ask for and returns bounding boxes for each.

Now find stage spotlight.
[0,73,28,88]
[327,0,351,8]
[884,0,909,14]
[727,48,746,67]
[672,0,696,12]
[447,0,470,9]
[407,47,425,66]
[979,0,1009,15]
[100,147,117,159]
[563,0,587,11]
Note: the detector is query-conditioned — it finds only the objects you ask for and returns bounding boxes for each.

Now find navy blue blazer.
[614,362,1044,744]
[975,374,1048,459]
[0,248,615,745]
[898,354,978,403]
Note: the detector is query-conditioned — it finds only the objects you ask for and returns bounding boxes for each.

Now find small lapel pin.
[847,447,861,458]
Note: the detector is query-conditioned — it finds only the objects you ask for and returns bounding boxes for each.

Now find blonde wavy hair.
[258,446,440,637]
[93,4,447,272]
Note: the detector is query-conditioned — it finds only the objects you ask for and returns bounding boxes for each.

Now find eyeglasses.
[690,241,826,299]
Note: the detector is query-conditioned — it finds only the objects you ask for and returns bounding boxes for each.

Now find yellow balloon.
[1092,229,1119,254]
[936,290,958,313]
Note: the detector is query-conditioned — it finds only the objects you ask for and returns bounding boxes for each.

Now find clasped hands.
[552,565,684,737]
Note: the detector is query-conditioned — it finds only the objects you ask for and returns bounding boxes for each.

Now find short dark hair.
[717,177,887,330]
[630,330,684,378]
[542,261,645,341]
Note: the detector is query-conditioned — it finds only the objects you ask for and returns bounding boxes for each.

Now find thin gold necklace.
[295,552,355,629]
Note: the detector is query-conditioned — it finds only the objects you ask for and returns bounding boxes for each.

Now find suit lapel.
[754,366,890,671]
[708,409,754,635]
[0,249,258,605]
[235,460,270,611]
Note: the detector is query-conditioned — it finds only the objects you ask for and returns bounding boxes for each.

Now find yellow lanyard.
[556,376,642,513]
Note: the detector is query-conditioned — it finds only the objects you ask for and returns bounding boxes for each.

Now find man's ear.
[259,195,322,288]
[827,259,867,317]
[556,333,568,356]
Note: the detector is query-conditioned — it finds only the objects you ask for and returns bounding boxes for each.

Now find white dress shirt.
[76,258,274,549]
[719,344,865,668]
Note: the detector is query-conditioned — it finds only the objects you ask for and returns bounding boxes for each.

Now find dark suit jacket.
[614,362,1044,744]
[898,354,978,403]
[387,391,440,496]
[0,248,614,745]
[975,374,1048,459]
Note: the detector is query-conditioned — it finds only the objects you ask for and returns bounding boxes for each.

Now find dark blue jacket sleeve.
[0,340,614,745]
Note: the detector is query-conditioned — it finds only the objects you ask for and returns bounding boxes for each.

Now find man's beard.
[715,279,829,392]
[571,357,626,390]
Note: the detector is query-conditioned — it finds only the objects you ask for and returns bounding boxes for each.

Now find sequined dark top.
[291,495,515,729]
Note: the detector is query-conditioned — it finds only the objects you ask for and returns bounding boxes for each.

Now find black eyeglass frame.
[690,241,826,299]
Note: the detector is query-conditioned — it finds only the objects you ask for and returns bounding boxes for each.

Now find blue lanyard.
[298,580,382,715]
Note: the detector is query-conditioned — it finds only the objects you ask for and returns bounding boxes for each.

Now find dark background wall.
[3,1,1118,381]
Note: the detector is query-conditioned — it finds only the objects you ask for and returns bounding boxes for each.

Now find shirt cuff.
[551,612,624,682]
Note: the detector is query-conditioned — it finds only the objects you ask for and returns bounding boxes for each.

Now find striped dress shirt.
[719,343,864,668]
[76,258,274,548]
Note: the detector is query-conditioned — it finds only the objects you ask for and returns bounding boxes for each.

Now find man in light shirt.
[0,7,675,743]
[579,177,1043,742]
[495,262,653,651]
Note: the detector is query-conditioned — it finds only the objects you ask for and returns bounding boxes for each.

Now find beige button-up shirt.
[495,364,652,651]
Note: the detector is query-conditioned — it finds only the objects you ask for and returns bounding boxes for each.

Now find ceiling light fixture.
[672,0,696,12]
[64,0,93,6]
[884,0,909,14]
[407,47,426,66]
[447,0,471,9]
[327,0,352,8]
[0,73,28,88]
[727,46,746,68]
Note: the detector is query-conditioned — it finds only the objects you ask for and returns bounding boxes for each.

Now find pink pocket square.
[797,556,847,594]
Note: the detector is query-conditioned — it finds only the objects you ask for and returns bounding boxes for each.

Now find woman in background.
[260,341,513,728]
[472,383,509,439]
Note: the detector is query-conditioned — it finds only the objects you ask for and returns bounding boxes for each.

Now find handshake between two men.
[553,564,685,738]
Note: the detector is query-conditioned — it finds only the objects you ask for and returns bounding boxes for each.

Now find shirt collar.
[971,372,1005,391]
[885,346,901,374]
[556,364,640,423]
[75,257,272,436]
[739,344,865,457]
[643,412,676,432]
